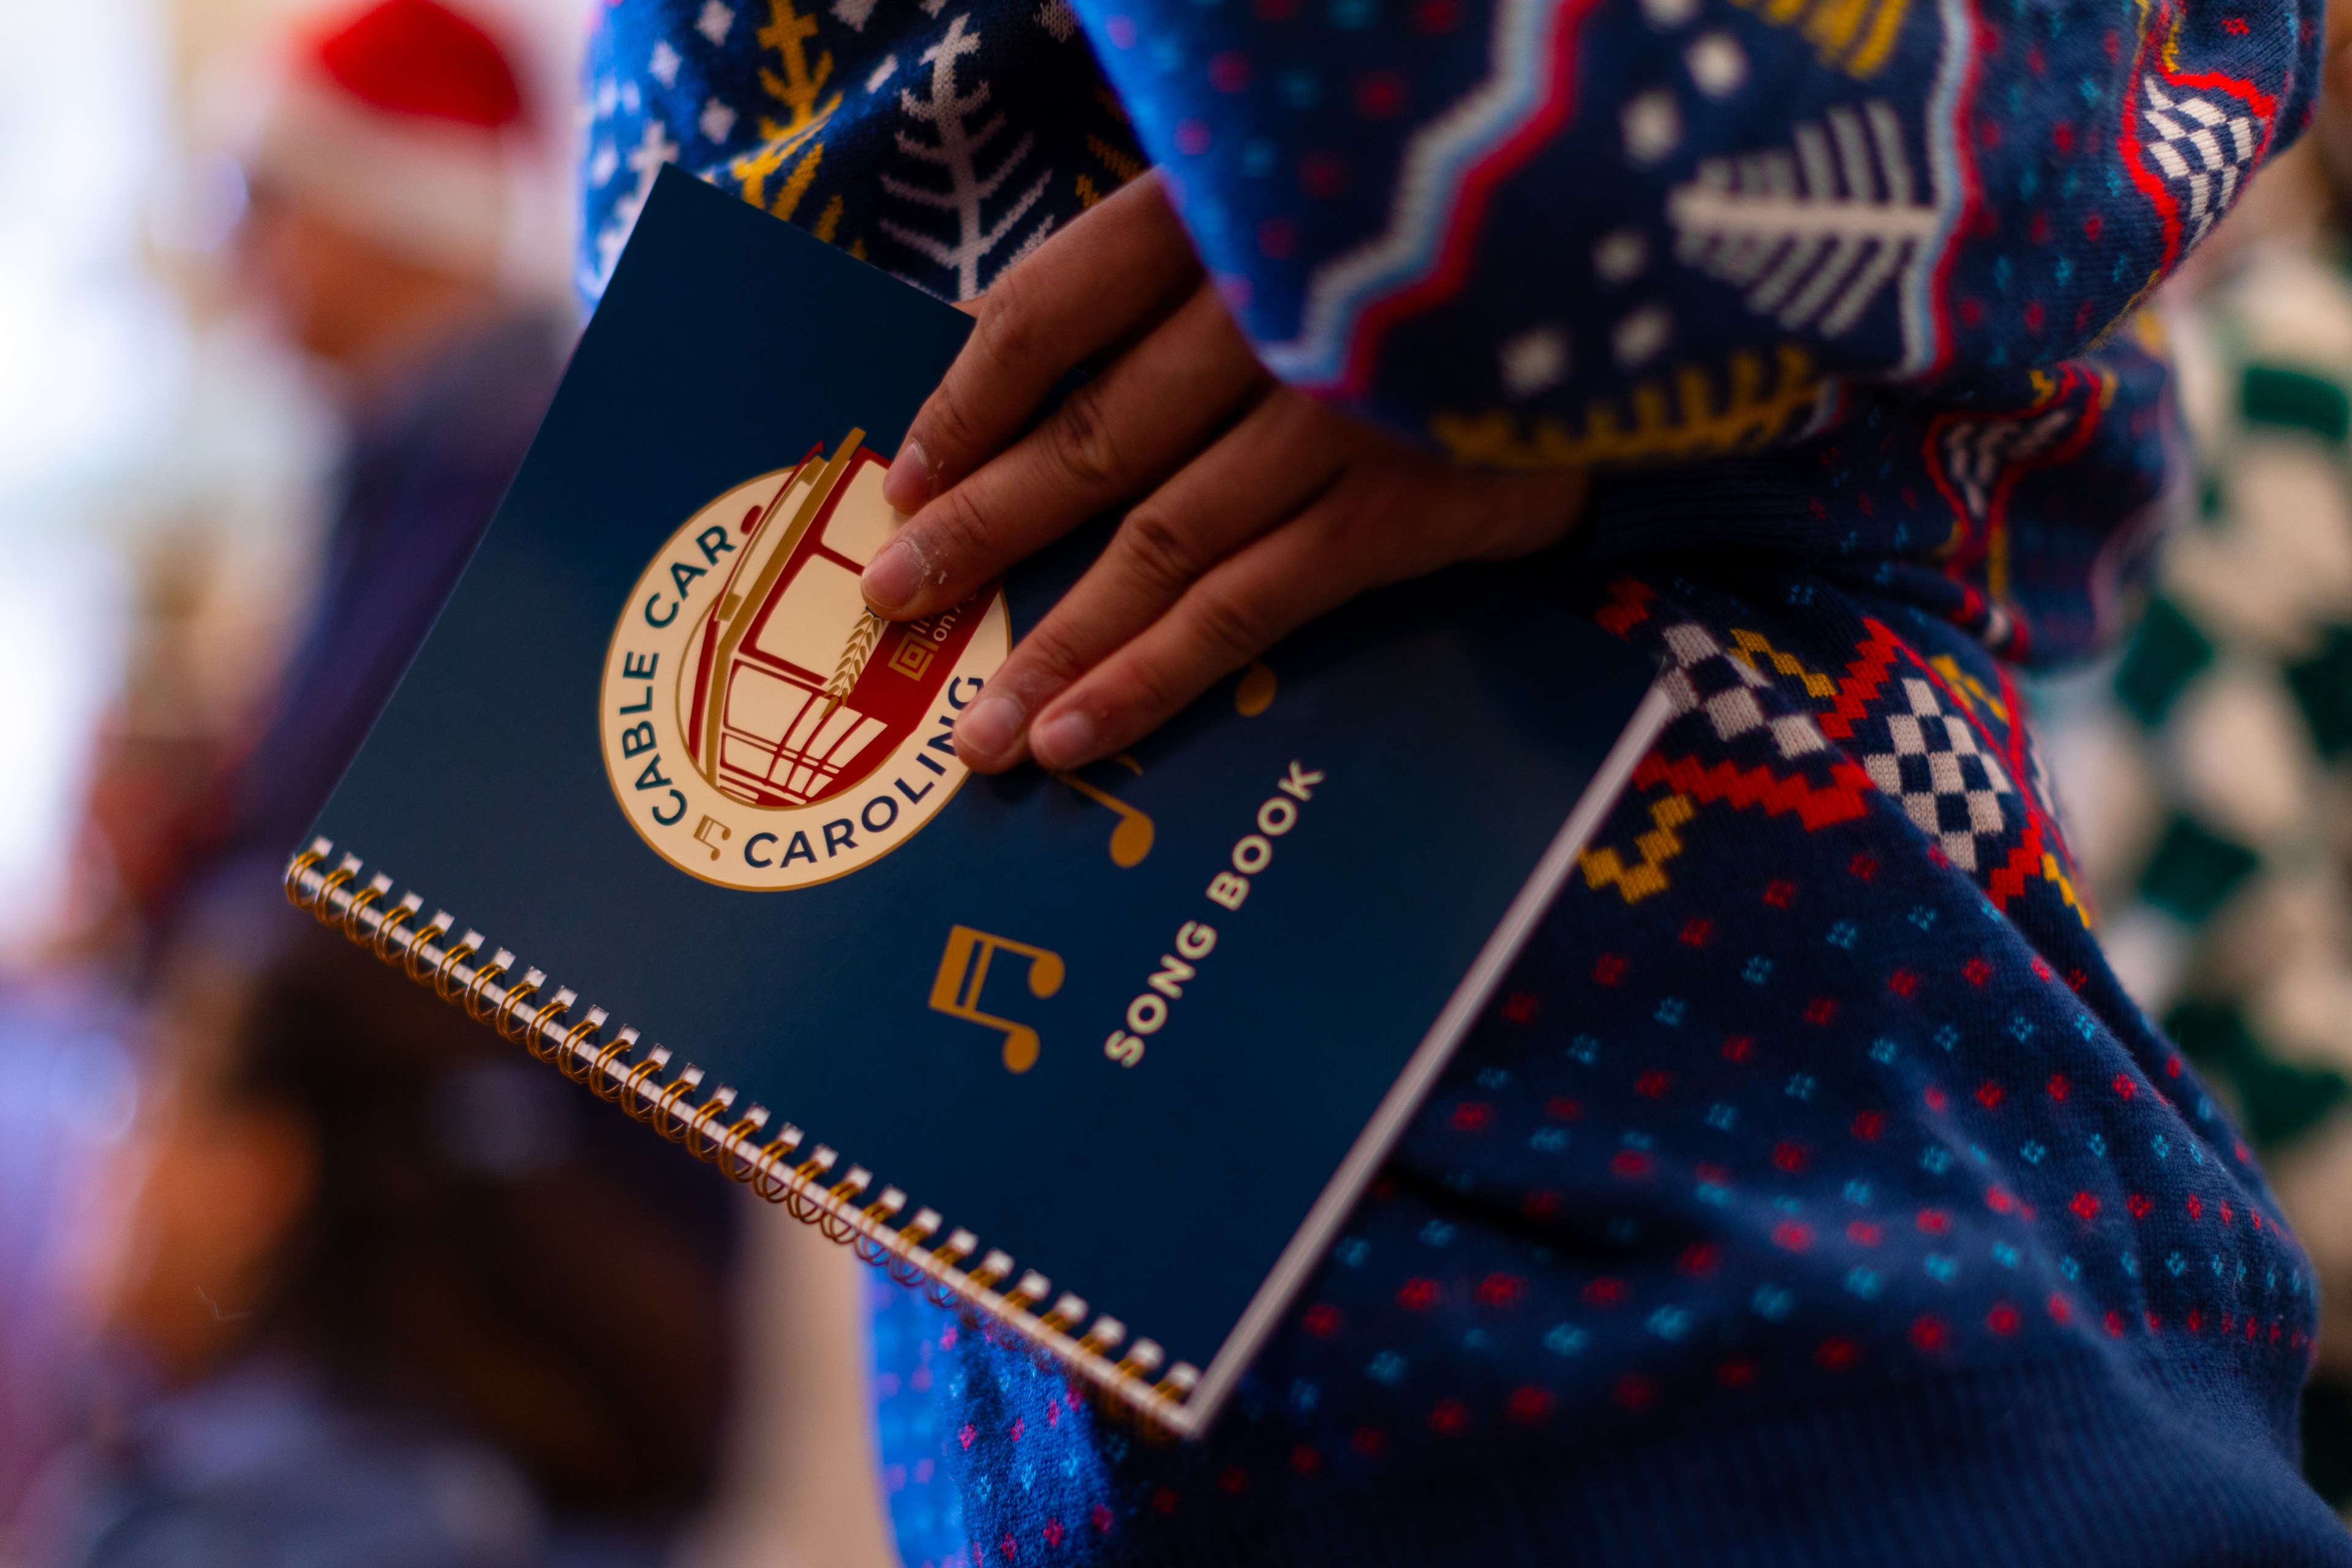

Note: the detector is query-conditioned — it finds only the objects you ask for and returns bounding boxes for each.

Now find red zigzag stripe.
[1816,619,1905,742]
[1634,752,1876,833]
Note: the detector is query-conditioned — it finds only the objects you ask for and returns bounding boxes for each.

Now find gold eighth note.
[1235,659,1276,717]
[928,924,1066,1074]
[1054,753,1153,868]
[1046,658,1272,868]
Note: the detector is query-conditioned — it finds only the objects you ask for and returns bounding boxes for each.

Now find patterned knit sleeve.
[1068,0,2323,464]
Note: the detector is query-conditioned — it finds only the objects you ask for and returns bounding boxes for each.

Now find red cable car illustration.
[682,429,992,809]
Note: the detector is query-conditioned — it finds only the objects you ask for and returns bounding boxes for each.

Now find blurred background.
[0,1,906,1563]
[9,0,2352,1561]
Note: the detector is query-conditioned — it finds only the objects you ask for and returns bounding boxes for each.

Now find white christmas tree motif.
[582,118,680,297]
[1667,100,1937,351]
[878,15,1052,300]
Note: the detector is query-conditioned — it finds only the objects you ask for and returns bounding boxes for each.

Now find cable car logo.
[600,429,1008,889]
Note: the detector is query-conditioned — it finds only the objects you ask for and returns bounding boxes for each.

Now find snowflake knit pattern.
[580,0,2352,1558]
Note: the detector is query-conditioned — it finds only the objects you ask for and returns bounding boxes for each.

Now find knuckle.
[1114,505,1204,598]
[1043,380,1126,496]
[921,379,992,474]
[1011,624,1094,691]
[973,276,1042,380]
[1186,586,1272,669]
[1112,658,1191,734]
[924,484,997,570]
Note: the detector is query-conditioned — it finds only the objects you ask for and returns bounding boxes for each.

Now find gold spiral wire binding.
[492,971,543,1044]
[562,1023,615,1085]
[1000,1266,1045,1308]
[587,1035,638,1098]
[461,952,513,1024]
[715,1114,769,1182]
[554,1018,603,1079]
[881,1208,938,1287]
[779,1159,818,1222]
[680,1093,736,1159]
[782,1154,834,1223]
[818,1170,870,1243]
[522,993,573,1062]
[284,842,1199,1433]
[431,934,481,1003]
[851,1189,906,1265]
[747,1134,801,1201]
[372,897,418,962]
[284,847,323,909]
[646,1072,701,1139]
[405,914,454,984]
[1152,1365,1200,1404]
[924,1231,978,1308]
[311,858,358,926]
[341,875,390,942]
[617,1053,671,1118]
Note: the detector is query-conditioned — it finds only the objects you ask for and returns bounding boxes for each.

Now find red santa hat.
[252,0,531,276]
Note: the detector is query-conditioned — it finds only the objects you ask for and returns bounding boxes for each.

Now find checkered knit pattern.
[2139,80,2267,251]
[1860,676,2015,873]
[576,0,2352,1556]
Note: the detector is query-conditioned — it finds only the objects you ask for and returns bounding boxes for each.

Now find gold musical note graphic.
[693,815,733,860]
[1235,660,1276,717]
[1054,753,1153,867]
[928,925,1066,1073]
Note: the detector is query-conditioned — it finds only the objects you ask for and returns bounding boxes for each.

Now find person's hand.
[862,172,1589,775]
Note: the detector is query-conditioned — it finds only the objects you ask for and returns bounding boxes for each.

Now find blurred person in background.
[217,0,570,867]
[2042,41,2352,1514]
[28,916,729,1567]
[66,0,577,954]
[2,3,748,1562]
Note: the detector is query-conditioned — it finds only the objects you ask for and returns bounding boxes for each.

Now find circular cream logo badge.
[600,431,1008,889]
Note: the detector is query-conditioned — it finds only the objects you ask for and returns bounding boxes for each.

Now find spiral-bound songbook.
[285,167,1669,1435]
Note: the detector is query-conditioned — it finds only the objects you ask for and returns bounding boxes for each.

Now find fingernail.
[956,694,1026,763]
[863,538,924,613]
[883,437,932,512]
[1028,709,1096,770]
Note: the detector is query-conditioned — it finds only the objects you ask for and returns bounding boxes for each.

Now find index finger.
[881,172,1201,513]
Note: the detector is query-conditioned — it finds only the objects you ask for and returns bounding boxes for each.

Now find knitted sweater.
[578,0,2351,1560]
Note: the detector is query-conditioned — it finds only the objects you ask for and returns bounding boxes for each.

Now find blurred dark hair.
[220,924,734,1521]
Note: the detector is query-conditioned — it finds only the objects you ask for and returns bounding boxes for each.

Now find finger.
[881,173,1200,513]
[865,282,1272,620]
[1023,462,1589,770]
[1024,474,1417,771]
[951,391,1352,770]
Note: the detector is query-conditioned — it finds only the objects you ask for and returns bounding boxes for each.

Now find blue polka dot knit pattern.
[579,0,2352,1558]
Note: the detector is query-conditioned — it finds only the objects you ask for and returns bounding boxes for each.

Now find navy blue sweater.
[579,0,2352,1557]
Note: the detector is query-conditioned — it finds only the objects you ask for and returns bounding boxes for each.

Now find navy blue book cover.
[288,167,1668,1433]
